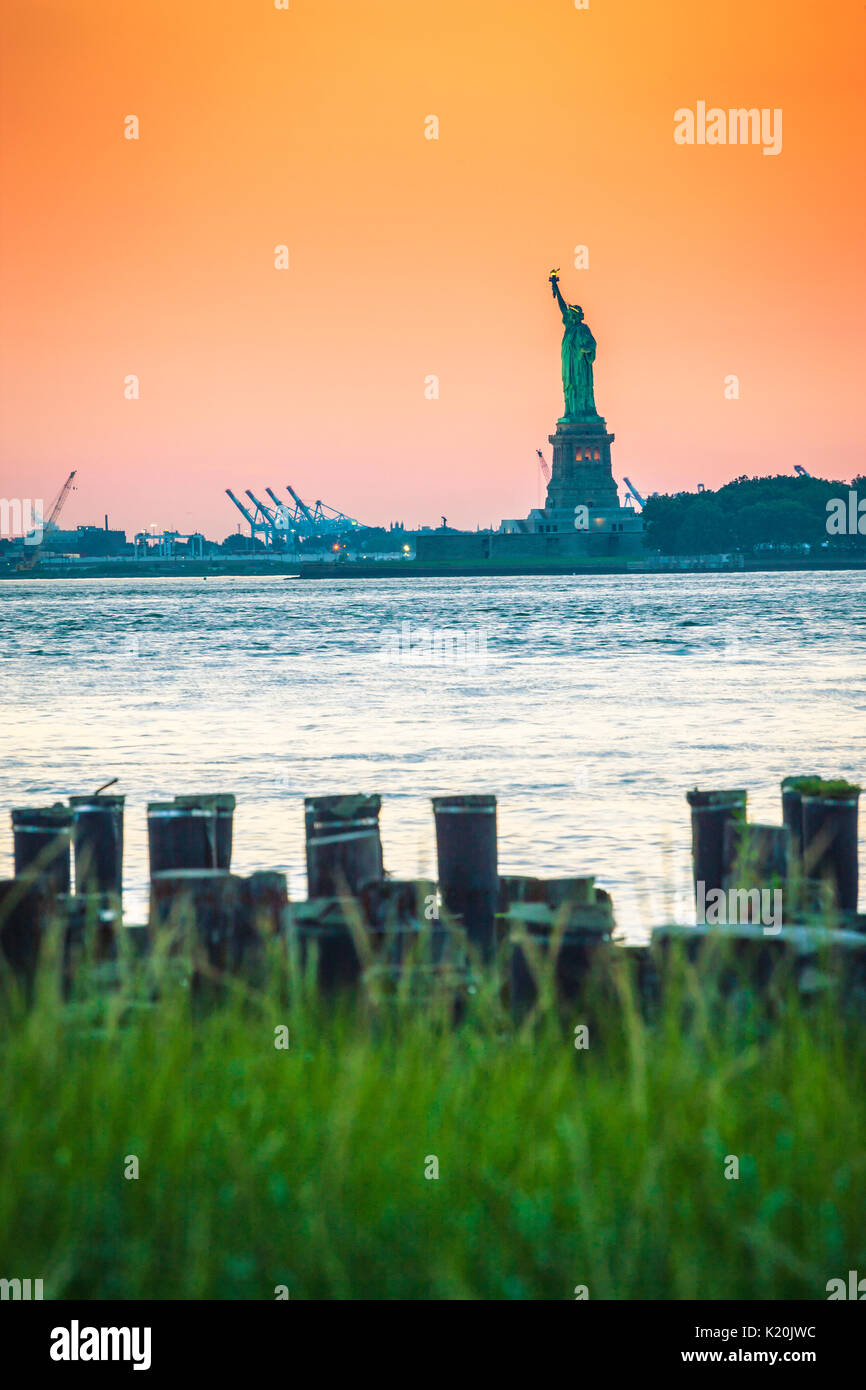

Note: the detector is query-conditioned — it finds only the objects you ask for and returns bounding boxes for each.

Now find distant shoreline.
[1,555,865,581]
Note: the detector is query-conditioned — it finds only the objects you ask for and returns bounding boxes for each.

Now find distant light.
[402,544,411,553]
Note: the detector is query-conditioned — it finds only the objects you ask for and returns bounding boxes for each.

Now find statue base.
[556,412,608,431]
[546,418,619,512]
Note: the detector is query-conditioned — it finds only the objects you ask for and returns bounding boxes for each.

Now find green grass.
[1,925,865,1300]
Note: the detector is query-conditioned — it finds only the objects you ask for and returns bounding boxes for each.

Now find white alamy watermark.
[272,767,303,793]
[826,1270,866,1299]
[826,491,866,536]
[0,498,44,543]
[721,622,742,660]
[697,880,783,934]
[572,763,592,791]
[379,621,488,667]
[1,1276,43,1299]
[50,1321,152,1371]
[674,103,782,156]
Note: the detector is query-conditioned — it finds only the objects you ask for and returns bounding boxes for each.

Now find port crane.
[225,489,290,546]
[225,489,273,545]
[245,489,278,524]
[226,483,361,544]
[622,476,661,510]
[245,490,289,544]
[622,476,646,510]
[265,488,293,532]
[16,469,77,571]
[794,465,811,478]
[283,485,359,537]
[286,484,317,530]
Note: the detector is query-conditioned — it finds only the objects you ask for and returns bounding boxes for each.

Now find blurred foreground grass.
[1,929,864,1300]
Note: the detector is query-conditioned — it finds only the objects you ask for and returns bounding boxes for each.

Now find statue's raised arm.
[549,268,569,321]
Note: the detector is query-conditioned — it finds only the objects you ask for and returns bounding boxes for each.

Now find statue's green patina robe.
[560,305,598,420]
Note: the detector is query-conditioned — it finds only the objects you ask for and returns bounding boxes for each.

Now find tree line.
[642,474,866,556]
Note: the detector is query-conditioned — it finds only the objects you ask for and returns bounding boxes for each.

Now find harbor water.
[1,571,864,937]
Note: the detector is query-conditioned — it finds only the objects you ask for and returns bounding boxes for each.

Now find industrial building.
[43,523,129,557]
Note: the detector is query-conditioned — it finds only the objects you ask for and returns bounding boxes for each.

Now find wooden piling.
[286,897,365,991]
[237,871,288,982]
[650,922,866,1004]
[685,789,747,905]
[11,804,73,897]
[499,875,595,912]
[507,884,614,1014]
[149,869,245,990]
[360,878,444,964]
[432,794,498,961]
[69,794,124,896]
[174,794,236,870]
[147,801,217,875]
[721,822,790,923]
[801,783,861,917]
[781,776,819,868]
[243,870,288,937]
[55,893,123,996]
[0,877,49,986]
[58,893,121,963]
[304,794,383,897]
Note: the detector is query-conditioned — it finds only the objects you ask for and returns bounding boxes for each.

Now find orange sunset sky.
[1,0,864,537]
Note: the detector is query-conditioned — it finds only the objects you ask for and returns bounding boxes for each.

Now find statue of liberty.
[549,269,600,421]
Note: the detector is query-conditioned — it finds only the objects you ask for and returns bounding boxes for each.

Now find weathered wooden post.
[359,877,478,1014]
[11,804,73,896]
[722,822,790,925]
[504,880,614,1014]
[147,801,217,875]
[174,794,236,870]
[69,794,124,896]
[499,876,595,911]
[781,776,819,869]
[801,781,861,917]
[432,794,498,961]
[304,794,383,897]
[686,789,747,905]
[723,823,790,882]
[287,898,365,992]
[56,892,122,995]
[239,871,288,981]
[0,877,49,986]
[360,878,442,964]
[213,795,236,870]
[150,869,244,992]
[650,922,799,999]
[244,871,288,937]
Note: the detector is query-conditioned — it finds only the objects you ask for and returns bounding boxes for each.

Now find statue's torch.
[549,267,560,297]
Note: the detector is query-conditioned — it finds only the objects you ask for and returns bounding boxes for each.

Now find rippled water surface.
[1,572,864,935]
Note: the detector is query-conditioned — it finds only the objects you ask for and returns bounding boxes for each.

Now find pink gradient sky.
[1,0,864,538]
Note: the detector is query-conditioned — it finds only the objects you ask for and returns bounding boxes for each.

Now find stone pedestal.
[546,416,619,512]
